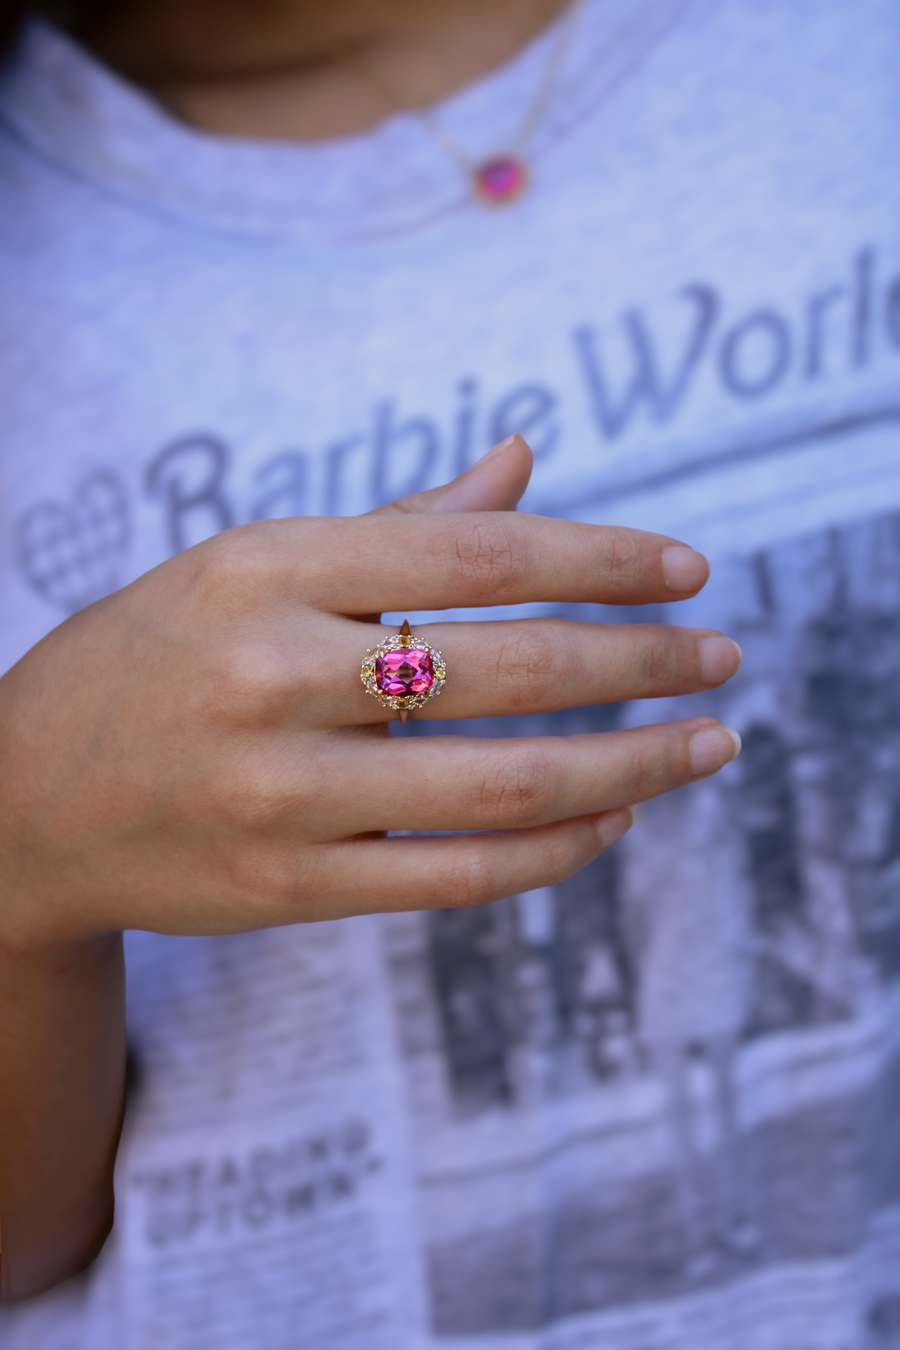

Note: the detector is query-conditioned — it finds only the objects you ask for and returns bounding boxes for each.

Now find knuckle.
[196,525,278,612]
[543,827,582,885]
[498,625,563,708]
[605,530,641,588]
[441,852,495,909]
[639,625,679,689]
[255,848,310,912]
[479,745,554,827]
[231,842,297,909]
[438,516,527,602]
[221,750,305,831]
[210,644,290,727]
[621,732,667,800]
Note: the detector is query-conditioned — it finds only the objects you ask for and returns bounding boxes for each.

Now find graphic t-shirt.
[2,1,900,1346]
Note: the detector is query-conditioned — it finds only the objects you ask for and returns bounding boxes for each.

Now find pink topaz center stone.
[375,647,435,698]
[474,155,528,206]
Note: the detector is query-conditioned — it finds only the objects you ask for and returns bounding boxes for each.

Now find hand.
[0,436,741,948]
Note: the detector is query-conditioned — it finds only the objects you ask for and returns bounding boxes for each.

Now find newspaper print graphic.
[387,506,900,1345]
[115,917,430,1350]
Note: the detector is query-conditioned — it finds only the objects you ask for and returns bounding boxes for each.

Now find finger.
[368,434,533,516]
[289,512,710,613]
[295,809,634,921]
[333,618,741,725]
[309,717,741,836]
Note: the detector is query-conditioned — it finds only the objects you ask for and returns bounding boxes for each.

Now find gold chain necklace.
[418,0,585,205]
[336,0,679,208]
[338,0,585,207]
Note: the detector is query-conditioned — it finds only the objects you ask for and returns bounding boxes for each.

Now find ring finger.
[304,617,741,725]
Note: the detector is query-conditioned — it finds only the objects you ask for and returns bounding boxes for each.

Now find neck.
[77,0,573,141]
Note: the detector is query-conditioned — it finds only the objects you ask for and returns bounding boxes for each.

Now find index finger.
[291,513,709,613]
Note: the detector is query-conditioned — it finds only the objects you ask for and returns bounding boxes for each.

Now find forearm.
[0,928,126,1303]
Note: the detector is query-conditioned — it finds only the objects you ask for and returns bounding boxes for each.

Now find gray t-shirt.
[2,1,900,1346]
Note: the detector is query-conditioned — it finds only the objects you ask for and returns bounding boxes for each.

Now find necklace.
[418,0,584,206]
[333,0,584,208]
[333,0,681,209]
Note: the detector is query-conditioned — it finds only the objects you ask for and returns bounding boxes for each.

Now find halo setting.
[361,622,446,723]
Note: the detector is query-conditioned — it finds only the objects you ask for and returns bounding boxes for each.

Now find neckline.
[0,1,691,244]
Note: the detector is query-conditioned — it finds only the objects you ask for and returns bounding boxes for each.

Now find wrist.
[0,827,113,957]
[0,842,119,956]
[0,913,122,970]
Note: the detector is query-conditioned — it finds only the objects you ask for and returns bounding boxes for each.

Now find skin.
[78,0,577,140]
[1,0,742,1304]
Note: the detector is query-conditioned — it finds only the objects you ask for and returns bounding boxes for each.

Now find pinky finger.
[306,809,634,921]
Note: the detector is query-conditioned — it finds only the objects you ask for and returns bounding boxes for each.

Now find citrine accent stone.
[473,155,529,205]
[375,647,435,697]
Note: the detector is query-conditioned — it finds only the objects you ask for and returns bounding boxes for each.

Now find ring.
[360,620,447,723]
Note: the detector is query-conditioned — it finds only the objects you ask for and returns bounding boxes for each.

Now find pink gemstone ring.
[360,620,447,724]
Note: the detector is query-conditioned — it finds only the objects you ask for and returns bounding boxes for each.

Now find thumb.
[369,434,534,517]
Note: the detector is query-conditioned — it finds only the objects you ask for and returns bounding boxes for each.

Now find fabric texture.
[2,1,900,1345]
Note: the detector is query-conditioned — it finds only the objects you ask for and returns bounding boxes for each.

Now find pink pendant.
[473,155,529,206]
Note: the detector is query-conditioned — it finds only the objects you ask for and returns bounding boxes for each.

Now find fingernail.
[476,434,518,465]
[689,725,742,777]
[594,808,633,848]
[662,545,709,593]
[698,635,743,685]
